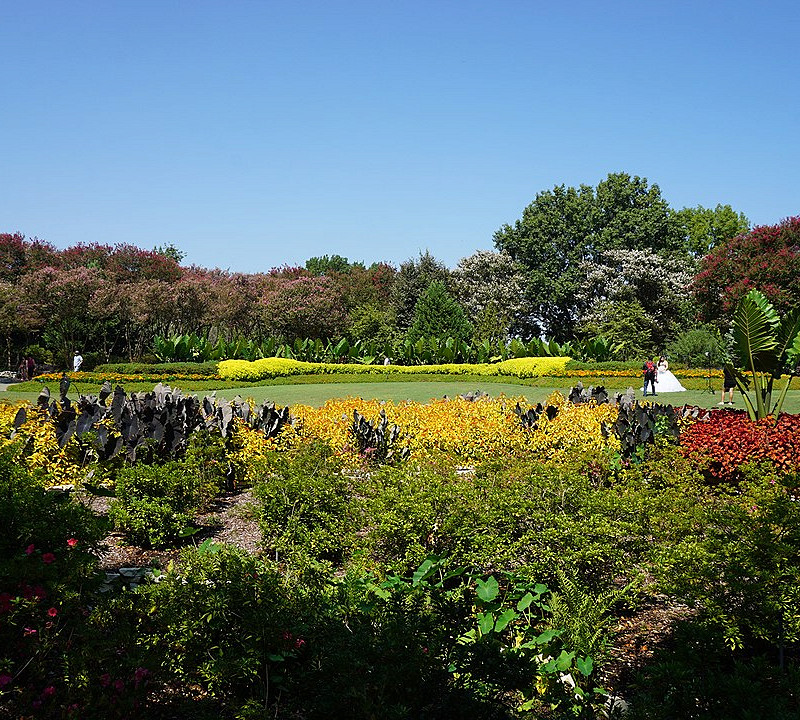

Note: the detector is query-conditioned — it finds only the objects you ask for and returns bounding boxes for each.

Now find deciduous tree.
[691,216,800,328]
[494,173,684,340]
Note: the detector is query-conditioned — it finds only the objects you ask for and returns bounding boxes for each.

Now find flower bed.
[680,410,800,483]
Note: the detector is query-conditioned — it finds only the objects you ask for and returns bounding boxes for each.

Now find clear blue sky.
[2,1,798,272]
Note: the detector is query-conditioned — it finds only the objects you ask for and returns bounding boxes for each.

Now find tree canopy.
[406,281,472,344]
[493,172,683,340]
[691,216,800,328]
[674,204,750,257]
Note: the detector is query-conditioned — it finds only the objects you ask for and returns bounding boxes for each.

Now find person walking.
[73,351,83,372]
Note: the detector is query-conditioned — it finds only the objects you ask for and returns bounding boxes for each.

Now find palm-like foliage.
[729,290,800,420]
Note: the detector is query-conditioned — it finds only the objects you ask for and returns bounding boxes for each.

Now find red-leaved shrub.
[680,410,800,483]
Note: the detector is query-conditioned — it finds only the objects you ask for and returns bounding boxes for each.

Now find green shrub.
[109,461,218,548]
[93,361,219,376]
[253,444,356,565]
[666,325,725,368]
[658,463,800,654]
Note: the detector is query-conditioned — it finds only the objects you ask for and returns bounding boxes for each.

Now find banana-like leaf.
[775,309,800,375]
[732,290,779,373]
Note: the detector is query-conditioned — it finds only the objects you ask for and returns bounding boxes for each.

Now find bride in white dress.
[656,356,686,392]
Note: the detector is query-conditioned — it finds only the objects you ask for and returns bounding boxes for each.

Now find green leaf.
[575,655,594,676]
[776,309,800,371]
[198,538,221,555]
[478,612,496,635]
[534,628,560,645]
[412,556,439,586]
[517,592,534,611]
[555,649,576,671]
[476,576,500,603]
[494,608,517,632]
[732,290,779,373]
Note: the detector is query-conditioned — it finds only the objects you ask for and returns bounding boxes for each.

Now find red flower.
[47,607,58,617]
[114,678,125,693]
[133,667,150,688]
[42,553,56,564]
[25,544,35,555]
[294,637,306,650]
[42,685,55,698]
[67,538,78,548]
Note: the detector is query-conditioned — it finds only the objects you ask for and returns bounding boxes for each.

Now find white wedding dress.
[656,363,686,392]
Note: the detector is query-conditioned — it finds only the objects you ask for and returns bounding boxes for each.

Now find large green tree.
[406,281,472,344]
[493,173,684,341]
[674,204,750,257]
[391,251,452,331]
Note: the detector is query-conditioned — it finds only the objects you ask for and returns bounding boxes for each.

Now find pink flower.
[47,607,58,617]
[114,678,124,693]
[25,544,36,555]
[42,685,55,698]
[133,667,150,688]
[99,673,111,687]
[294,637,306,650]
[42,553,56,564]
[0,674,12,688]
[67,538,78,548]
[23,627,37,636]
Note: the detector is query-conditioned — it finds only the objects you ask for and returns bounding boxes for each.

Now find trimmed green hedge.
[94,361,219,376]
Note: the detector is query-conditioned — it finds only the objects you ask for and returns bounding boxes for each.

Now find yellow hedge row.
[282,394,619,464]
[218,356,572,381]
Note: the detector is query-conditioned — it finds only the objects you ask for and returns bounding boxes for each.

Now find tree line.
[2,171,798,371]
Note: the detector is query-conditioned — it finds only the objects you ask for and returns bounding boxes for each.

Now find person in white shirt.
[73,351,83,372]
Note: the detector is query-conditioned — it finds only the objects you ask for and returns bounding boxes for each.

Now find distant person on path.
[642,356,658,396]
[720,366,736,405]
[655,355,686,392]
[73,351,83,372]
[17,359,28,381]
[26,356,36,379]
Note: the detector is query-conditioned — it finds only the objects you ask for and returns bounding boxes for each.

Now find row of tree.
[2,172,798,370]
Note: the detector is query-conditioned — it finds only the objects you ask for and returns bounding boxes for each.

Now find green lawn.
[4,376,800,412]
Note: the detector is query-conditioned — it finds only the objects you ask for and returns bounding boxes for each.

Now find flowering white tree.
[575,249,695,356]
[451,250,530,341]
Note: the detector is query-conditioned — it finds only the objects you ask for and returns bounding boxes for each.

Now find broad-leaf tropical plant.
[727,289,800,420]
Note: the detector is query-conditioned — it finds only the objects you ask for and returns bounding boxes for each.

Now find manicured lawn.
[4,375,800,412]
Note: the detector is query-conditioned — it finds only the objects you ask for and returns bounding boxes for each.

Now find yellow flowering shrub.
[494,357,571,378]
[274,394,619,465]
[218,358,577,382]
[521,398,620,460]
[218,358,320,381]
[0,403,87,487]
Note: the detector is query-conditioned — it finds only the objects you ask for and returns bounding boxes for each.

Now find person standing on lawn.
[720,365,736,405]
[642,356,658,396]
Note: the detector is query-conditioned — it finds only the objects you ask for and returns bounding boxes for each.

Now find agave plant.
[728,290,800,421]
